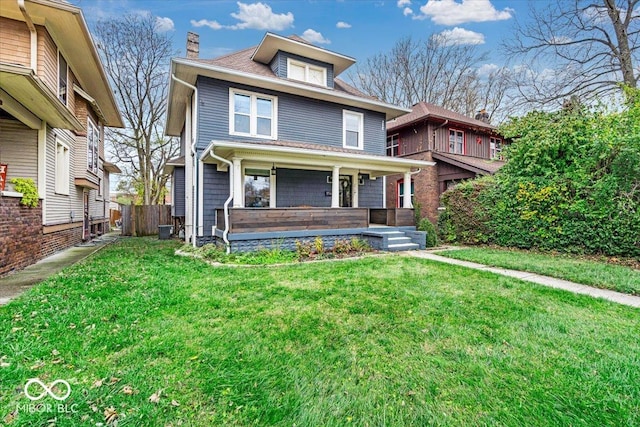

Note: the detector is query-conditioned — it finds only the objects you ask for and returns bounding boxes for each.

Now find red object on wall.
[476,136,482,144]
[0,164,7,191]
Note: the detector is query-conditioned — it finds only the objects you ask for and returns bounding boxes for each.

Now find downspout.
[171,74,198,247]
[433,119,449,152]
[18,0,37,71]
[408,168,421,208]
[207,143,233,254]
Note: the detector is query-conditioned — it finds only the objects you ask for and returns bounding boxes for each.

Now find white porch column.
[269,172,276,208]
[403,171,412,208]
[232,157,244,208]
[351,172,359,208]
[331,166,340,208]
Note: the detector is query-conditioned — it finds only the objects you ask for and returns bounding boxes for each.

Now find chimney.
[186,32,199,59]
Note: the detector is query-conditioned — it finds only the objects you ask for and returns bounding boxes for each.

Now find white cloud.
[403,7,414,16]
[336,21,352,29]
[433,27,485,45]
[417,0,513,25]
[397,0,412,6]
[301,29,331,44]
[191,19,223,30]
[477,63,500,77]
[229,2,294,30]
[155,16,175,32]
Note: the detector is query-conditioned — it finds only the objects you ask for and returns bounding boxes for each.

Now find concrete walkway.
[0,232,119,306]
[408,251,640,309]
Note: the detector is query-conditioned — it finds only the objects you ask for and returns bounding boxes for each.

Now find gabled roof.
[0,0,123,127]
[166,34,409,136]
[432,152,504,175]
[387,102,496,132]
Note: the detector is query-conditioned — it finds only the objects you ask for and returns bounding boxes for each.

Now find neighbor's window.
[449,129,464,154]
[343,110,364,149]
[287,58,327,86]
[87,119,99,174]
[58,52,68,105]
[55,138,70,195]
[397,179,414,208]
[386,134,399,156]
[230,89,277,139]
[244,169,271,208]
[490,137,502,159]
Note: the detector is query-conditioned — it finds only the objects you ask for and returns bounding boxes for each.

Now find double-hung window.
[449,129,464,154]
[87,120,99,174]
[490,137,502,159]
[55,138,70,195]
[343,110,364,150]
[386,134,399,156]
[230,89,277,139]
[58,52,68,105]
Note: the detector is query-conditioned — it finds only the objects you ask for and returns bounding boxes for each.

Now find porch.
[210,207,425,252]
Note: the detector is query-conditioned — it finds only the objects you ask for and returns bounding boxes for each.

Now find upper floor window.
[87,119,99,174]
[449,129,464,154]
[343,110,364,150]
[387,134,399,156]
[55,138,70,195]
[229,89,277,139]
[58,52,68,105]
[287,59,327,86]
[490,137,502,159]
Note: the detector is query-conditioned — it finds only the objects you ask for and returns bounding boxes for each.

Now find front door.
[83,191,90,240]
[339,175,352,207]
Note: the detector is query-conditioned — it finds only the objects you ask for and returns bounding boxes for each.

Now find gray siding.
[173,167,185,216]
[276,169,331,207]
[196,77,386,155]
[358,175,383,208]
[270,51,334,88]
[202,162,230,235]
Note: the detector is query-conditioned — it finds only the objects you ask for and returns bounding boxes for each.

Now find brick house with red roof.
[385,102,506,224]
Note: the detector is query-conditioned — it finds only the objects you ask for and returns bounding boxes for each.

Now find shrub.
[10,178,39,208]
[417,218,438,248]
[350,237,372,253]
[314,236,325,255]
[295,240,313,260]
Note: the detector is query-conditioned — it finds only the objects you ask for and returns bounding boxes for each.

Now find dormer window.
[287,58,327,86]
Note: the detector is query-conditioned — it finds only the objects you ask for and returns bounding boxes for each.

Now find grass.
[436,247,640,296]
[0,238,639,426]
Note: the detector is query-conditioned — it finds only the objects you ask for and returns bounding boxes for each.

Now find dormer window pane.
[287,58,327,87]
[289,62,305,81]
[308,67,324,85]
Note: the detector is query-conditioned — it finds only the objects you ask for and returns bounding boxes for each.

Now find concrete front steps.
[362,229,425,251]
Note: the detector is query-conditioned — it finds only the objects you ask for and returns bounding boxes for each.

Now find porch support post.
[331,166,340,208]
[403,171,412,208]
[232,157,243,208]
[351,172,359,208]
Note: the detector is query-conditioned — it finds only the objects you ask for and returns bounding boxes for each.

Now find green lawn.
[436,247,640,296]
[1,238,639,426]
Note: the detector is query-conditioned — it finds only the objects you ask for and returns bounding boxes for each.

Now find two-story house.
[385,102,506,224]
[165,32,434,252]
[0,0,123,276]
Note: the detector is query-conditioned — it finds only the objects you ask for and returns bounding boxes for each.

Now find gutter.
[433,119,449,151]
[171,74,199,248]
[18,0,37,71]
[206,143,233,254]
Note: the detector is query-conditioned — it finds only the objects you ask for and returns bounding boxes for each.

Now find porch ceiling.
[202,140,435,177]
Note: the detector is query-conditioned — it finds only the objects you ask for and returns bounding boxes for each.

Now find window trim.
[343,110,364,150]
[286,58,327,87]
[448,128,465,154]
[87,118,99,174]
[54,137,70,195]
[229,88,278,140]
[490,136,502,159]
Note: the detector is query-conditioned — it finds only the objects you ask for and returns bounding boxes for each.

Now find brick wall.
[41,226,83,259]
[0,195,42,277]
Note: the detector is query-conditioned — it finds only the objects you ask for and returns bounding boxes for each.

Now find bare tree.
[503,0,639,108]
[351,34,511,123]
[94,14,179,205]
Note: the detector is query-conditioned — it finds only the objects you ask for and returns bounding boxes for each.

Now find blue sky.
[72,0,525,74]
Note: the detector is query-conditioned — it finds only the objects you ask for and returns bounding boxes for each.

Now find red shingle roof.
[387,102,497,132]
[432,152,504,175]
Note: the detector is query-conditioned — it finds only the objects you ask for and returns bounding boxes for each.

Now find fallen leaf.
[170,400,180,407]
[51,358,63,365]
[69,323,76,329]
[11,327,23,333]
[104,406,118,425]
[149,389,162,404]
[92,379,104,388]
[3,410,16,424]
[30,361,45,370]
[107,377,120,385]
[0,362,10,368]
[52,349,60,356]
[121,385,134,395]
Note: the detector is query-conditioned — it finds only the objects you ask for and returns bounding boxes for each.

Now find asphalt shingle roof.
[387,102,497,132]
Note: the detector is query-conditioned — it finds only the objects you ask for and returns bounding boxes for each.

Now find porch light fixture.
[271,163,276,175]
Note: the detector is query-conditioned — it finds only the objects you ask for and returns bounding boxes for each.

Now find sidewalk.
[0,232,120,306]
[408,251,640,309]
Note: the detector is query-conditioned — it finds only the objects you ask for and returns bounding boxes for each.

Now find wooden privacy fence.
[120,205,172,237]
